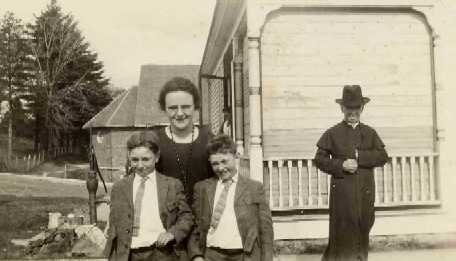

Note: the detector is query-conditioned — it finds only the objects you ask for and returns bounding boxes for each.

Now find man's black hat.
[335,85,370,108]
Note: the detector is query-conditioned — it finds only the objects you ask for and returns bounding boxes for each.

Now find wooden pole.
[86,170,98,224]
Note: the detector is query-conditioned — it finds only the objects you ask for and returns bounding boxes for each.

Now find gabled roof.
[83,64,200,129]
[135,64,200,126]
[82,86,138,129]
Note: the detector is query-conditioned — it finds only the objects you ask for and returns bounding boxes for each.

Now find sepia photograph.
[0,0,456,260]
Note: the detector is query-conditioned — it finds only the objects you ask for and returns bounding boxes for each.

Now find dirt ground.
[275,248,456,261]
[0,173,110,259]
[0,173,110,198]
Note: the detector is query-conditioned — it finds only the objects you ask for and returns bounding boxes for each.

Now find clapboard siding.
[263,126,433,157]
[261,10,434,158]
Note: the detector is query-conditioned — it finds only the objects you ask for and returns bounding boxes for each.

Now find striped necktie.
[132,176,149,236]
[210,178,234,231]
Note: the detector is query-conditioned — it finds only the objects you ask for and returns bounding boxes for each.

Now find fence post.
[32,154,37,168]
[15,156,18,169]
[26,155,30,171]
[64,164,67,179]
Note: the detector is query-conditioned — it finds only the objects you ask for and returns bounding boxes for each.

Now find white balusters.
[287,160,293,207]
[419,156,425,200]
[307,160,313,207]
[316,169,322,206]
[429,156,436,201]
[268,160,273,208]
[262,153,439,211]
[278,160,284,208]
[298,160,304,207]
[410,156,416,202]
[401,157,407,202]
[392,157,398,202]
[383,164,388,204]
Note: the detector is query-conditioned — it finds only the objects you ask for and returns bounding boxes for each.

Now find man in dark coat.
[314,85,388,261]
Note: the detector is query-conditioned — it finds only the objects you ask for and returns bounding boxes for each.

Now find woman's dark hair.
[158,77,201,111]
[126,131,160,154]
[207,134,236,156]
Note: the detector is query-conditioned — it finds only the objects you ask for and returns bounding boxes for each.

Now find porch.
[240,153,439,212]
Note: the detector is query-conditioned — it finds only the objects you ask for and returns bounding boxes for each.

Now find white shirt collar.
[345,121,359,129]
[134,170,156,182]
[218,171,239,184]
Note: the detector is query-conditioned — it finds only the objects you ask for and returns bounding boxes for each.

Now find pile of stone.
[12,212,107,258]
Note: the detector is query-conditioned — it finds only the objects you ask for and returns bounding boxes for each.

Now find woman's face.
[164,91,195,131]
[128,146,159,177]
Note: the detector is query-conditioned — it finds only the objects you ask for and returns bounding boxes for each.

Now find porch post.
[247,37,263,182]
[233,56,245,155]
[418,3,456,217]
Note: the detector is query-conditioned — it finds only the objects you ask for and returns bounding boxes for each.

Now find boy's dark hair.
[126,131,160,154]
[207,134,236,155]
[158,77,201,111]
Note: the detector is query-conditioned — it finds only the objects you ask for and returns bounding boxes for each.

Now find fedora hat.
[335,85,370,107]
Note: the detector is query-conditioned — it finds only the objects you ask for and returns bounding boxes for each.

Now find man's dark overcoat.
[314,121,388,261]
[104,172,194,261]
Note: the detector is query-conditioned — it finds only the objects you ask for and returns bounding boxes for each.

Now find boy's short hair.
[207,134,236,155]
[126,131,160,154]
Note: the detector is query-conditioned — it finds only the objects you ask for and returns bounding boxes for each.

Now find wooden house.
[199,0,456,239]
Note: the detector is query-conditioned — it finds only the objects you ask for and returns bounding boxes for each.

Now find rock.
[74,224,106,249]
[10,239,29,247]
[96,194,110,222]
[71,234,104,257]
[11,231,46,247]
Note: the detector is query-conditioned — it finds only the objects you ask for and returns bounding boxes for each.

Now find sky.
[1,0,216,89]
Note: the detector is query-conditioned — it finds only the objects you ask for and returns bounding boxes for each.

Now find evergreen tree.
[28,0,111,152]
[0,11,33,159]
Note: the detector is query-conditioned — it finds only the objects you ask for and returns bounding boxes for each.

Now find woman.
[155,77,214,204]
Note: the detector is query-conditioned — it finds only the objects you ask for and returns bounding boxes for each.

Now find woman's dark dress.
[155,126,214,204]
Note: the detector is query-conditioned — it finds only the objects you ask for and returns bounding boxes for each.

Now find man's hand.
[192,257,205,261]
[156,232,175,247]
[343,159,358,174]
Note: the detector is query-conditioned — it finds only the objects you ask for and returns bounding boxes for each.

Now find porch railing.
[263,153,440,211]
[239,156,250,177]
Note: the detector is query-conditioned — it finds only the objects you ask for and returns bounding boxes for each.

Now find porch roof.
[200,0,245,75]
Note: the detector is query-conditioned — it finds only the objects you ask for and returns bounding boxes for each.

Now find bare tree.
[28,0,87,151]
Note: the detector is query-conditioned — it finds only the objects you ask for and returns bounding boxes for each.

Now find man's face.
[341,105,363,124]
[165,91,195,131]
[209,152,237,181]
[129,146,159,178]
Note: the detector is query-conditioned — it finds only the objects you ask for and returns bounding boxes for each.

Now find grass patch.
[0,195,88,259]
[0,134,35,158]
